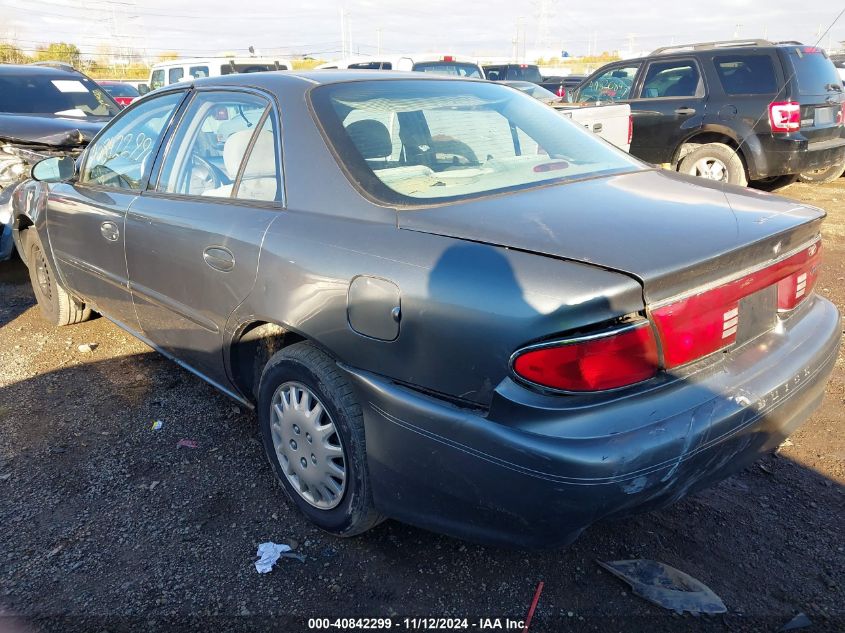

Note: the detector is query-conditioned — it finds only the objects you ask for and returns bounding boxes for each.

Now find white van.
[148,57,292,90]
[316,54,484,78]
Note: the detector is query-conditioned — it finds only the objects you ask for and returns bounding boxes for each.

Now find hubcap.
[33,245,52,302]
[270,382,346,509]
[690,157,729,182]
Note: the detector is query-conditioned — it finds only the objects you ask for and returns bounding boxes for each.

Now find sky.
[3,0,844,62]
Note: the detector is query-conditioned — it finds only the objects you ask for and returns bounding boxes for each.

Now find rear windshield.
[220,63,284,75]
[348,62,393,70]
[100,83,139,97]
[310,79,639,206]
[411,62,483,78]
[783,47,841,95]
[714,55,778,95]
[0,75,120,117]
[505,65,543,83]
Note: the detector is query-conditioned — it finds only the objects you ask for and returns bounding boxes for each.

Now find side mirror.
[138,83,150,95]
[31,156,77,183]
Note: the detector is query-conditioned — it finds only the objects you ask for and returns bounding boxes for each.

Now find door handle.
[675,107,696,116]
[202,246,235,272]
[100,221,119,242]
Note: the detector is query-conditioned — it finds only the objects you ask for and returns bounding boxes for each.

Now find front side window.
[168,67,184,84]
[714,55,778,95]
[311,79,639,206]
[80,91,184,189]
[640,60,701,98]
[155,91,269,198]
[577,64,640,102]
[150,70,165,90]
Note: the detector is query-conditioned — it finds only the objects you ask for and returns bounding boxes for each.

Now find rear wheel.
[23,230,91,326]
[797,160,845,184]
[258,342,383,537]
[677,143,747,186]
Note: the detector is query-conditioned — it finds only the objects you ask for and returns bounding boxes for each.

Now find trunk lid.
[398,169,825,303]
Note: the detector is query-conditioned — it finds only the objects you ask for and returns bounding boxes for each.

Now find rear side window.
[784,47,842,95]
[641,60,701,98]
[168,67,184,84]
[155,92,269,198]
[189,66,209,79]
[714,55,778,95]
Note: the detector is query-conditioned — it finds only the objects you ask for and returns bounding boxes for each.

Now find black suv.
[572,40,845,187]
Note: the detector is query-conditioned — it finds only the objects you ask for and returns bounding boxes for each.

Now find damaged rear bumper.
[344,295,841,548]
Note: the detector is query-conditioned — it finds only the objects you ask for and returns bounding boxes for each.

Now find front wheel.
[797,161,845,184]
[258,342,383,537]
[24,230,91,326]
[677,143,747,186]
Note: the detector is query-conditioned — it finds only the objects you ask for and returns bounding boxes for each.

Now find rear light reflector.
[777,241,821,311]
[512,323,658,392]
[653,239,822,368]
[769,101,801,133]
[627,114,634,144]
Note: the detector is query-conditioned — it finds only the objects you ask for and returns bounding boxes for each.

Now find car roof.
[176,69,480,90]
[0,63,84,78]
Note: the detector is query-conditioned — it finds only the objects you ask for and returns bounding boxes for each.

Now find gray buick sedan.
[12,71,841,547]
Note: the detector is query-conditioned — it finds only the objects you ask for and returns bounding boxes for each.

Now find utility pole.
[340,8,346,58]
[377,27,381,56]
[733,23,742,39]
[627,33,636,56]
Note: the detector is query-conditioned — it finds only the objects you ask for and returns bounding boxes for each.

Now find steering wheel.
[189,154,226,193]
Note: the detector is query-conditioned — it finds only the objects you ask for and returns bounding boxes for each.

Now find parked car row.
[9,68,841,546]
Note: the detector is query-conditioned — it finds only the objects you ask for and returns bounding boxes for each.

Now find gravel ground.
[0,180,843,633]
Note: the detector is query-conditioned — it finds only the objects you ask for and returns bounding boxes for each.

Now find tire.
[23,230,91,326]
[677,143,747,186]
[751,174,799,192]
[797,161,845,184]
[258,342,383,537]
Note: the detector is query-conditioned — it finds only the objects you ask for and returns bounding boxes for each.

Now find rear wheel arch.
[673,130,748,171]
[228,320,309,402]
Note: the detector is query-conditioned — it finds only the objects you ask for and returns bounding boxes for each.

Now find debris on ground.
[597,559,727,615]
[176,439,198,449]
[781,612,812,631]
[76,343,97,353]
[255,542,297,574]
[151,420,163,431]
[759,462,774,475]
[0,474,10,481]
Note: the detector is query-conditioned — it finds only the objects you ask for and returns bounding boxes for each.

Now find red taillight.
[837,102,845,126]
[777,241,821,311]
[627,114,634,144]
[769,101,801,133]
[442,55,454,62]
[512,323,658,392]
[557,85,566,98]
[653,239,822,368]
